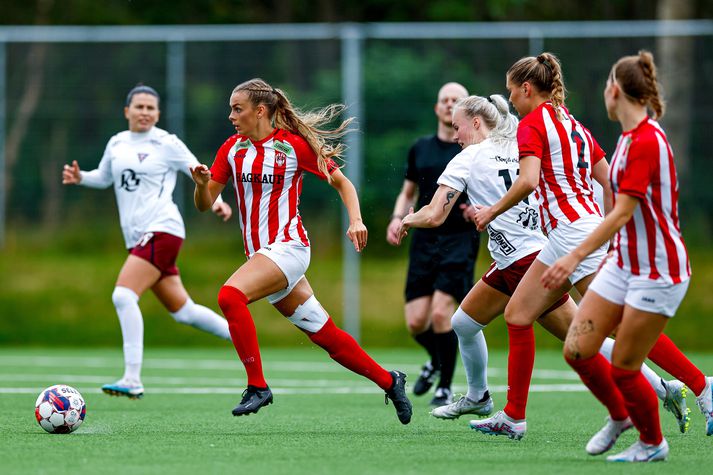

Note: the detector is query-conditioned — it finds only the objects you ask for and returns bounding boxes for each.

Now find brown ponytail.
[233,78,354,181]
[507,52,567,120]
[611,50,665,120]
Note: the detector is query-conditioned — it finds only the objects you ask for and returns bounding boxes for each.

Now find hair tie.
[486,96,494,104]
[537,56,553,70]
[271,88,278,94]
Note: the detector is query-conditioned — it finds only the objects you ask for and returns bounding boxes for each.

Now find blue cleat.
[101,378,144,399]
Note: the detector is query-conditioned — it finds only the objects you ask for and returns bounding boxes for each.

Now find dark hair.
[232,78,354,181]
[611,50,665,120]
[126,84,160,107]
[507,52,566,119]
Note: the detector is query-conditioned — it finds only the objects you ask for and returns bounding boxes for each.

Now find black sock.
[413,326,439,369]
[434,330,458,389]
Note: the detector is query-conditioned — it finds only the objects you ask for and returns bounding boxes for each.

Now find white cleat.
[469,410,526,440]
[696,376,713,436]
[606,438,668,463]
[662,379,690,433]
[430,392,494,420]
[101,378,144,399]
[586,416,634,455]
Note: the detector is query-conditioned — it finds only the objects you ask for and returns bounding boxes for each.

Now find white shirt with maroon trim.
[517,102,605,234]
[210,128,336,257]
[609,117,691,284]
[79,126,197,249]
[437,138,547,269]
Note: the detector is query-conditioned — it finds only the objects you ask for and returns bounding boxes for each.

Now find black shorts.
[405,229,479,303]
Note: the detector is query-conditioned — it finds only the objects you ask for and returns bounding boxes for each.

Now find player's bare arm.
[386,179,417,246]
[62,160,82,185]
[591,158,613,214]
[191,164,225,212]
[396,185,461,245]
[329,169,368,253]
[473,155,540,232]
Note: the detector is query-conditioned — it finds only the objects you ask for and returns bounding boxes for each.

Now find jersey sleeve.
[590,134,606,165]
[79,138,116,189]
[517,123,545,160]
[294,137,338,181]
[617,138,654,200]
[163,134,200,177]
[436,150,469,193]
[209,137,237,185]
[404,143,418,182]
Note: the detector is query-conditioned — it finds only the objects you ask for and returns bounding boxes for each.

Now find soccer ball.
[34,384,86,434]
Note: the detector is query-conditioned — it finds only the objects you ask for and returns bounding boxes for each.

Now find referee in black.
[387,82,480,406]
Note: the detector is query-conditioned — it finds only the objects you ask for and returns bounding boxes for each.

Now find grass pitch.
[2,347,712,474]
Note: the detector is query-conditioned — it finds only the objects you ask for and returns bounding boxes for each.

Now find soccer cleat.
[232,386,273,416]
[469,410,526,440]
[413,361,439,396]
[101,378,144,399]
[430,392,494,420]
[661,379,690,434]
[585,417,634,455]
[385,370,413,425]
[606,438,669,462]
[695,376,713,436]
[430,387,453,406]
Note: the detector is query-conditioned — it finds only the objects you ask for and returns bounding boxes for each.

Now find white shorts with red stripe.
[254,241,311,304]
[589,259,690,317]
[537,215,608,284]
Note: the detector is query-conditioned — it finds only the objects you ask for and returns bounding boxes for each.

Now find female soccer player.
[190,78,412,424]
[62,84,233,399]
[542,51,712,462]
[397,94,676,437]
[470,53,700,440]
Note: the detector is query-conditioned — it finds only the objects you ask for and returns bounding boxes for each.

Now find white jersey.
[80,126,197,248]
[437,138,546,269]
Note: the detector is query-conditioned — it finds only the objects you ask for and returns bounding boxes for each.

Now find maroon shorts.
[481,251,569,314]
[129,232,183,278]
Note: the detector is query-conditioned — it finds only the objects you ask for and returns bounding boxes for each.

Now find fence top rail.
[0,20,711,43]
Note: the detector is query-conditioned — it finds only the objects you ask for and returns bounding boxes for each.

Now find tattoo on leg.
[565,319,595,360]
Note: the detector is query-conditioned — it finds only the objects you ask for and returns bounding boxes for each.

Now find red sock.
[503,323,535,420]
[308,318,393,390]
[611,366,663,445]
[217,286,267,388]
[648,333,706,396]
[566,353,628,421]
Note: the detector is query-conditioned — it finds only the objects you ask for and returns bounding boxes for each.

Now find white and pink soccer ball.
[35,385,86,434]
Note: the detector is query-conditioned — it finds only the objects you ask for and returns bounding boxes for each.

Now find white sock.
[112,286,143,382]
[170,298,231,340]
[451,307,488,402]
[599,337,667,400]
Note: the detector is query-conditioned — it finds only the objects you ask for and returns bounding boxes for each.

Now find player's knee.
[112,286,139,310]
[170,298,194,325]
[288,295,329,333]
[217,285,248,314]
[451,307,482,338]
[430,306,452,327]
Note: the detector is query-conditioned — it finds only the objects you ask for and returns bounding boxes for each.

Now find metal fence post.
[0,41,6,249]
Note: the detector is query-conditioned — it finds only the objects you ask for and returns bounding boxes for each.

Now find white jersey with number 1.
[79,126,198,249]
[437,138,547,269]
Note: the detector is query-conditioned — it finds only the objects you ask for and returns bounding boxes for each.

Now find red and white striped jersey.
[609,117,691,284]
[210,129,337,257]
[518,102,605,234]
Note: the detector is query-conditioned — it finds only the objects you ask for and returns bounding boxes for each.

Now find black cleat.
[430,387,453,406]
[385,370,413,425]
[413,361,439,396]
[232,385,273,416]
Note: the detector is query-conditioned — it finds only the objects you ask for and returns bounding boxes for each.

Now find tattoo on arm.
[443,191,456,212]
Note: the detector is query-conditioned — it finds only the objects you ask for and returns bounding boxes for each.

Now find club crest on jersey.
[517,207,540,230]
[120,169,141,192]
[274,151,287,167]
[137,153,149,163]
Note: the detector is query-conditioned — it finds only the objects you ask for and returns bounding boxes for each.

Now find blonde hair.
[232,78,354,180]
[611,50,665,120]
[454,94,518,146]
[507,52,567,120]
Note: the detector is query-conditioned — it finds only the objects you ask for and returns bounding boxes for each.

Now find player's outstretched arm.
[396,185,461,245]
[329,169,367,253]
[386,179,417,246]
[62,160,82,185]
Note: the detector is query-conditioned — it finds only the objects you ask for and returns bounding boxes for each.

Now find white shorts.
[537,215,608,284]
[254,242,311,304]
[589,259,690,317]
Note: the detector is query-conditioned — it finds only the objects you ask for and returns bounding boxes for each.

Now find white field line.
[0,384,586,395]
[0,356,581,380]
